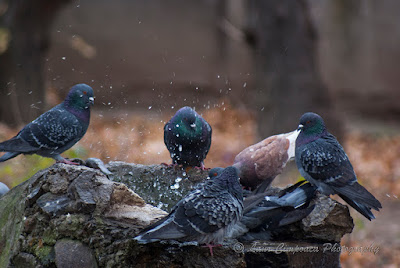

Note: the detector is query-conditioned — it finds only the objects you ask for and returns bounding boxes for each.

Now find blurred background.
[0,0,399,267]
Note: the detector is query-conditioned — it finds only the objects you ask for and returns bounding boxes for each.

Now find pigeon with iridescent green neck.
[295,112,382,220]
[0,84,94,165]
[164,106,212,169]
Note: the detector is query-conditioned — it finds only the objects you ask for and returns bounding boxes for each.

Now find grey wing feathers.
[174,189,242,236]
[19,105,84,150]
[300,136,356,186]
[0,136,39,153]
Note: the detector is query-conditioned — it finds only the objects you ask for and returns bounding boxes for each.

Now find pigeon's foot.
[202,243,222,256]
[194,163,210,171]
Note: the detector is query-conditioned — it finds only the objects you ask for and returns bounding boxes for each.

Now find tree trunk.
[0,0,70,127]
[248,0,342,139]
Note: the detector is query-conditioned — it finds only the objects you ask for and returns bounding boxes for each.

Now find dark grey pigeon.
[295,112,382,220]
[0,84,94,165]
[231,181,316,241]
[134,166,243,256]
[164,106,212,169]
[0,182,10,197]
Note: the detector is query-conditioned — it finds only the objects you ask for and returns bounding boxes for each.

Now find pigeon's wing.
[134,206,187,243]
[163,122,174,148]
[299,135,381,220]
[0,136,39,153]
[299,134,357,187]
[174,187,242,237]
[253,135,289,180]
[201,119,212,154]
[18,105,84,151]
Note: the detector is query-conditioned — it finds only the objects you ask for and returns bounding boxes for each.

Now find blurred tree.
[247,0,342,139]
[0,0,71,127]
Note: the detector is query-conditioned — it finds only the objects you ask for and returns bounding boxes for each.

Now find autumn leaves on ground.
[0,104,398,267]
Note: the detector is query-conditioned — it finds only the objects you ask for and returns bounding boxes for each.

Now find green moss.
[34,245,54,265]
[42,228,58,245]
[57,214,87,235]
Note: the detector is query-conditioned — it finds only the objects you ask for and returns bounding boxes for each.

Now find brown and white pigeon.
[233,130,299,190]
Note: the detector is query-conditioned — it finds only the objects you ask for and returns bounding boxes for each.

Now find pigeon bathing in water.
[295,112,382,220]
[134,166,243,256]
[233,130,299,190]
[209,168,316,240]
[164,106,212,169]
[231,181,316,241]
[0,84,94,165]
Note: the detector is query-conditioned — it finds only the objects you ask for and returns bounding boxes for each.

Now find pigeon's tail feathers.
[278,183,316,208]
[243,191,272,214]
[134,217,185,244]
[279,204,315,226]
[332,182,382,220]
[338,193,378,221]
[0,136,37,153]
[0,152,20,162]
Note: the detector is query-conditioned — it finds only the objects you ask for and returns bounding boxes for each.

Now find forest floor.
[0,105,398,267]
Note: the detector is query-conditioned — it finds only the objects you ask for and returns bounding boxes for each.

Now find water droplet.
[178,145,182,152]
[148,106,152,110]
[243,82,247,88]
[61,57,66,60]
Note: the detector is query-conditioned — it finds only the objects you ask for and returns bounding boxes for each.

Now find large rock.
[0,162,354,267]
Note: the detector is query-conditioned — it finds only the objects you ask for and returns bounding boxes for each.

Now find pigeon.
[209,168,316,240]
[0,182,10,197]
[164,106,212,169]
[295,112,382,220]
[134,166,243,256]
[231,181,316,241]
[233,130,299,190]
[0,84,94,165]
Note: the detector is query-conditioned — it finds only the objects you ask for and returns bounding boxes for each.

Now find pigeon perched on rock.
[295,112,382,220]
[0,182,10,197]
[0,84,94,165]
[233,130,299,190]
[134,166,243,256]
[209,168,315,240]
[231,181,316,241]
[164,106,212,169]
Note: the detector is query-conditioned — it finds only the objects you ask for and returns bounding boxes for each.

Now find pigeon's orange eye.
[83,91,87,95]
[306,120,311,124]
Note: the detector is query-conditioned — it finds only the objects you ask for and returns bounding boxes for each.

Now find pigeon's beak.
[89,97,95,105]
[297,124,304,131]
